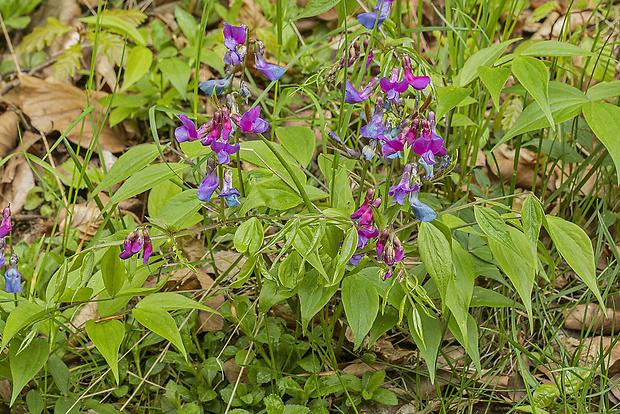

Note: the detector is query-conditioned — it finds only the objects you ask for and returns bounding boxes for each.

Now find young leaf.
[17,17,71,53]
[298,271,338,330]
[522,194,544,258]
[342,273,379,350]
[85,319,124,385]
[407,305,442,383]
[132,306,187,358]
[79,15,146,45]
[511,56,554,129]
[582,102,620,185]
[586,81,620,102]
[544,216,604,306]
[275,126,315,167]
[278,251,303,289]
[174,5,198,44]
[477,66,510,112]
[52,43,82,81]
[458,38,518,87]
[474,206,510,247]
[292,226,329,284]
[104,9,147,26]
[10,338,49,406]
[159,57,192,97]
[418,222,452,298]
[121,46,153,91]
[101,246,126,297]
[447,314,481,374]
[47,355,70,395]
[2,302,46,349]
[434,86,472,118]
[234,217,264,255]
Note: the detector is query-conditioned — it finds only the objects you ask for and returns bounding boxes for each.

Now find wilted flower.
[240,81,251,100]
[357,0,394,29]
[360,98,385,139]
[366,48,374,68]
[409,188,436,222]
[403,56,430,90]
[254,41,286,81]
[0,239,4,269]
[119,228,152,265]
[362,138,378,161]
[142,230,153,265]
[4,254,21,293]
[388,164,417,205]
[223,23,247,66]
[348,191,382,265]
[327,132,361,158]
[219,169,241,207]
[233,107,269,134]
[376,230,404,267]
[199,74,234,97]
[344,78,378,104]
[380,68,409,103]
[198,158,219,202]
[0,207,11,238]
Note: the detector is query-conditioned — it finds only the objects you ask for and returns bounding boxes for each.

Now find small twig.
[0,11,22,76]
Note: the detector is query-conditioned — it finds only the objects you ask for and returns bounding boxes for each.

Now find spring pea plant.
[0,1,613,411]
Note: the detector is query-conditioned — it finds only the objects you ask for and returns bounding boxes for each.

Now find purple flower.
[348,253,365,266]
[211,140,240,165]
[119,228,152,264]
[0,239,5,269]
[412,114,446,171]
[409,190,436,222]
[351,189,375,219]
[223,23,247,66]
[254,41,285,82]
[403,56,430,90]
[198,158,219,202]
[235,107,268,134]
[388,164,417,205]
[219,169,241,207]
[380,68,409,103]
[0,207,11,238]
[142,230,152,265]
[366,49,373,68]
[344,78,378,104]
[360,98,385,139]
[199,74,233,97]
[175,114,209,143]
[357,0,394,29]
[376,230,404,267]
[380,138,404,159]
[4,254,20,293]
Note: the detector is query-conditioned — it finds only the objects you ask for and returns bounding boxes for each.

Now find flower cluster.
[119,227,153,265]
[376,229,404,280]
[0,207,21,294]
[348,189,382,266]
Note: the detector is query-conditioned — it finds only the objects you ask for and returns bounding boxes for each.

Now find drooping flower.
[360,98,385,139]
[240,81,251,100]
[0,207,11,238]
[409,190,436,222]
[351,189,375,220]
[254,41,286,82]
[175,114,210,143]
[197,158,219,202]
[4,254,21,293]
[142,229,152,265]
[119,228,152,264]
[362,138,378,161]
[234,107,269,134]
[388,164,417,205]
[380,68,409,103]
[199,74,234,97]
[223,23,247,66]
[357,0,394,30]
[344,78,378,104]
[403,56,430,90]
[412,113,446,175]
[219,169,241,207]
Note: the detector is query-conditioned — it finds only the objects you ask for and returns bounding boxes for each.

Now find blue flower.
[254,41,285,82]
[362,139,378,161]
[345,78,378,104]
[360,98,386,139]
[198,158,219,202]
[219,169,241,207]
[199,74,233,97]
[357,0,394,29]
[388,164,417,205]
[4,254,21,293]
[409,190,436,222]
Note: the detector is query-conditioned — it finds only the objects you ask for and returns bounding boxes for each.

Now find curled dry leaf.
[58,200,103,241]
[563,303,620,335]
[0,111,19,158]
[341,360,388,377]
[488,143,558,191]
[371,338,415,365]
[5,75,127,153]
[0,155,36,213]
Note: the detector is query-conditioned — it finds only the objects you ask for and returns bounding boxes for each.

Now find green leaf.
[533,384,560,408]
[26,390,44,414]
[298,271,338,330]
[363,370,385,393]
[372,388,398,405]
[544,216,603,306]
[458,38,518,87]
[337,226,358,268]
[240,177,302,214]
[107,163,188,208]
[154,189,202,228]
[148,179,182,217]
[2,302,46,349]
[132,306,187,358]
[278,252,303,289]
[101,246,126,298]
[447,314,481,373]
[104,9,147,26]
[445,241,475,350]
[471,286,523,308]
[407,305,441,383]
[79,15,145,45]
[332,166,354,214]
[418,222,452,298]
[234,217,264,255]
[160,57,192,97]
[52,43,82,81]
[47,354,70,395]
[240,140,306,184]
[489,227,535,327]
[10,338,49,406]
[121,46,153,91]
[434,86,472,118]
[582,102,620,185]
[342,274,379,350]
[477,66,510,112]
[368,307,398,345]
[174,6,198,43]
[292,226,329,283]
[474,206,510,246]
[264,394,284,414]
[276,126,315,167]
[137,292,218,313]
[520,40,594,57]
[586,81,620,102]
[511,56,554,129]
[522,194,544,258]
[85,319,124,385]
[297,0,339,19]
[17,17,71,53]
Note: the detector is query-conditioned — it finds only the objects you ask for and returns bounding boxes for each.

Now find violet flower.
[142,229,152,265]
[119,228,152,264]
[223,23,247,66]
[351,189,375,220]
[201,111,222,147]
[344,78,378,104]
[255,41,285,82]
[388,164,417,205]
[234,107,268,134]
[357,0,394,30]
[380,68,409,103]
[366,49,373,68]
[175,114,210,143]
[376,230,404,267]
[403,56,430,90]
[4,254,20,293]
[211,141,240,165]
[412,114,446,175]
[0,239,4,269]
[0,207,11,238]
[409,189,436,222]
[219,169,241,207]
[380,138,404,159]
[199,74,233,97]
[362,138,378,161]
[198,158,219,202]
[360,98,386,139]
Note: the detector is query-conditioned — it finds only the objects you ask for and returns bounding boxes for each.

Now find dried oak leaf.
[6,75,127,153]
[0,155,36,213]
[0,111,19,158]
[564,303,620,335]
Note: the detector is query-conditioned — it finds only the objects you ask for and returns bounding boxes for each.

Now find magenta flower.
[223,23,247,66]
[174,114,209,143]
[403,56,430,90]
[388,164,417,205]
[357,0,394,29]
[254,41,285,82]
[0,207,11,238]
[412,114,447,177]
[119,228,152,264]
[198,158,219,202]
[211,140,240,165]
[380,68,409,103]
[376,230,404,266]
[380,138,404,159]
[344,78,378,104]
[348,194,382,265]
[360,98,386,139]
[4,254,21,293]
[366,49,373,68]
[351,189,375,219]
[219,169,241,207]
[0,239,5,268]
[142,230,152,265]
[234,107,268,134]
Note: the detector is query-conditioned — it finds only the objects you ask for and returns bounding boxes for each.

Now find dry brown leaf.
[564,303,620,335]
[0,155,36,213]
[223,358,250,384]
[0,111,19,158]
[371,338,415,365]
[235,0,270,31]
[341,360,388,377]
[210,250,246,275]
[6,75,127,153]
[58,200,103,241]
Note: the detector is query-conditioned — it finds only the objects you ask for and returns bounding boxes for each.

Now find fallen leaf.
[564,303,620,335]
[58,200,103,241]
[371,338,415,365]
[223,358,250,384]
[0,155,36,213]
[341,360,388,377]
[6,75,127,153]
[0,111,19,158]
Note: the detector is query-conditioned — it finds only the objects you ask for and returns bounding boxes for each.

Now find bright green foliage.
[342,273,379,350]
[85,320,125,385]
[17,17,71,53]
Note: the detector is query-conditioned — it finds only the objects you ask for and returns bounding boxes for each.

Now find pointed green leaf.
[582,102,620,185]
[445,241,475,349]
[522,194,544,258]
[447,314,481,374]
[276,126,315,168]
[477,66,510,112]
[10,338,49,406]
[408,305,441,383]
[511,56,554,129]
[121,46,152,91]
[85,319,124,384]
[132,306,186,358]
[298,271,338,330]
[520,40,594,57]
[459,39,519,87]
[586,81,620,102]
[435,86,472,118]
[79,15,145,45]
[234,217,264,255]
[2,302,46,349]
[101,246,126,298]
[136,292,218,313]
[342,273,379,350]
[159,57,191,96]
[418,222,452,298]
